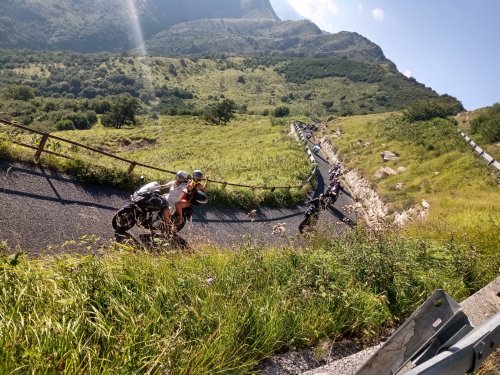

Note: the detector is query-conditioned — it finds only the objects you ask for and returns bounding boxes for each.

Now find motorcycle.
[112,179,207,235]
[298,206,320,234]
[298,195,327,234]
[328,162,341,181]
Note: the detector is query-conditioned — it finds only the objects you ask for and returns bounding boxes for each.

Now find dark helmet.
[176,170,188,182]
[192,169,203,181]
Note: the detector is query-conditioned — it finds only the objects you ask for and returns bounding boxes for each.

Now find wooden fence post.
[35,134,49,160]
[128,161,137,173]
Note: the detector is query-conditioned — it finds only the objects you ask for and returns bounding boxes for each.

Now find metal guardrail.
[459,130,500,171]
[356,288,500,375]
[0,118,316,191]
[405,312,500,375]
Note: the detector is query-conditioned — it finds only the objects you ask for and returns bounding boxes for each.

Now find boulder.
[374,167,397,179]
[381,151,399,162]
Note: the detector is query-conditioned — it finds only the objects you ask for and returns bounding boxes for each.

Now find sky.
[269,0,500,111]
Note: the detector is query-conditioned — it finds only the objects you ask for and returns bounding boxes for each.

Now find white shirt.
[164,180,187,212]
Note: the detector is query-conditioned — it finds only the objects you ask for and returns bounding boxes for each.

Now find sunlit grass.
[325,113,499,225]
[1,228,481,374]
[1,114,313,207]
[54,115,311,185]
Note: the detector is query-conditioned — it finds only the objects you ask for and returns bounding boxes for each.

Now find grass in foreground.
[1,226,493,375]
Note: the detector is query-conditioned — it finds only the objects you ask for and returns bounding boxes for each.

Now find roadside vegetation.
[322,103,499,289]
[1,226,486,374]
[456,103,500,160]
[0,114,313,208]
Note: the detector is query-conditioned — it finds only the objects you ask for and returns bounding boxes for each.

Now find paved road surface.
[0,146,356,253]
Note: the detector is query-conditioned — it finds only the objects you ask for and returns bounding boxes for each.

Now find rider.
[299,194,326,234]
[325,178,341,206]
[160,170,188,229]
[175,169,209,224]
[328,162,341,181]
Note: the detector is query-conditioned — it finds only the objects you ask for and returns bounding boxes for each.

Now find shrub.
[403,96,464,122]
[55,119,75,131]
[4,85,34,101]
[273,106,290,118]
[64,113,90,130]
[470,103,500,143]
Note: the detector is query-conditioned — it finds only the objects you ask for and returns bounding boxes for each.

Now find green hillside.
[0,50,454,129]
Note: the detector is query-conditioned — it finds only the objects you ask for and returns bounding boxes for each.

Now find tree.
[272,106,290,118]
[470,103,500,143]
[5,85,34,101]
[203,99,237,124]
[101,95,141,128]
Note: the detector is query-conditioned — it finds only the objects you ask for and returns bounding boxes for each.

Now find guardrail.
[459,130,500,171]
[0,118,315,191]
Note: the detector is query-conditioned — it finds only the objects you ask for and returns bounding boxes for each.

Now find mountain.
[146,19,389,64]
[0,0,463,115]
[0,0,390,65]
[0,0,278,52]
[269,0,306,20]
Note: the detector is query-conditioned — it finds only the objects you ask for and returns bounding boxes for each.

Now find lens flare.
[125,0,156,102]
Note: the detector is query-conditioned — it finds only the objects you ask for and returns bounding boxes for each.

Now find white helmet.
[175,170,188,181]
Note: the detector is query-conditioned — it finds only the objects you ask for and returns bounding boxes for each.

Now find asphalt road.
[0,146,356,253]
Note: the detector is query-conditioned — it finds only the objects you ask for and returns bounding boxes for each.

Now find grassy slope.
[323,112,499,280]
[1,114,313,207]
[52,115,311,185]
[0,52,440,120]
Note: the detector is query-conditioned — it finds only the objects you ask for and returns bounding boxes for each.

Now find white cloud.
[403,70,412,78]
[286,0,339,29]
[372,8,385,22]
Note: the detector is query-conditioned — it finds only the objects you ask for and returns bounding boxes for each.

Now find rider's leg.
[175,200,189,225]
[299,214,310,234]
[162,207,172,233]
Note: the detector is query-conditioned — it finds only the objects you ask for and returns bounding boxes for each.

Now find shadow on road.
[0,188,119,211]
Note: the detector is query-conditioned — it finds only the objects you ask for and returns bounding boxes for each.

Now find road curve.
[0,149,356,253]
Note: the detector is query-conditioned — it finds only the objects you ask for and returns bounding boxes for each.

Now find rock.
[421,200,430,209]
[396,166,407,173]
[374,167,397,179]
[380,151,399,162]
[395,183,404,190]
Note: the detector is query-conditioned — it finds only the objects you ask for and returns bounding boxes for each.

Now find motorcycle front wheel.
[112,207,136,232]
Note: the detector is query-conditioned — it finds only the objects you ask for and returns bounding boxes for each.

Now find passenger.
[175,169,209,225]
[160,170,188,230]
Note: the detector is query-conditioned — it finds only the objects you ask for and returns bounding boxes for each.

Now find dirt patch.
[116,137,157,151]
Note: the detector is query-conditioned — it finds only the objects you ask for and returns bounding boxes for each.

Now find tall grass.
[0,228,479,374]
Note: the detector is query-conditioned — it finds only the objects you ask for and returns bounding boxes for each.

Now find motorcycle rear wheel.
[112,208,136,232]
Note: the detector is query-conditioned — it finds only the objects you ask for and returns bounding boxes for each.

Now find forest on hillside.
[0,50,462,132]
